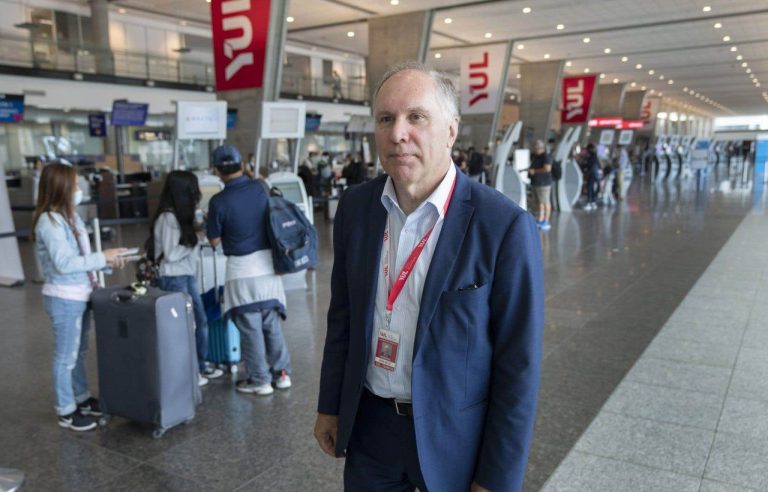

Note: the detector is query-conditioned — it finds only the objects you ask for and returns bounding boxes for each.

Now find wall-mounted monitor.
[111,100,149,126]
[261,102,306,139]
[176,100,227,140]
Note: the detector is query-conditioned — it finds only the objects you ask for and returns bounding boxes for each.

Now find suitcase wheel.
[152,428,166,439]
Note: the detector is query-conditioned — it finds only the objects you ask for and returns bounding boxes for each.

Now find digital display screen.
[0,94,24,123]
[111,101,149,126]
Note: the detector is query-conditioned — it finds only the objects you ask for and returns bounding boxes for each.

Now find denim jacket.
[35,211,106,285]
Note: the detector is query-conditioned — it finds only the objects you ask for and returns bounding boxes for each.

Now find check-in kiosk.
[267,172,314,291]
[673,135,686,179]
[493,121,527,210]
[554,126,583,212]
[662,136,676,181]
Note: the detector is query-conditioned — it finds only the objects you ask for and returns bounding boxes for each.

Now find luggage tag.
[374,329,400,372]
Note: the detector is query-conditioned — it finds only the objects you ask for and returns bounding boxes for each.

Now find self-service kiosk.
[493,121,527,210]
[663,136,677,180]
[653,135,667,181]
[553,126,583,212]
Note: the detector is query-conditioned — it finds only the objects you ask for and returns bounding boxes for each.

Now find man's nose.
[390,117,410,143]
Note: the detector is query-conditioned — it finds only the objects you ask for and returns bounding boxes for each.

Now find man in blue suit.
[314,61,544,492]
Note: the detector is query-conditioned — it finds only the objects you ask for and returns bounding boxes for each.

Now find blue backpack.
[266,190,318,273]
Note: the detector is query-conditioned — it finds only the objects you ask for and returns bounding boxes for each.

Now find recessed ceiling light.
[683,86,689,91]
[118,8,126,13]
[742,62,748,67]
[347,31,355,37]
[583,37,591,43]
[631,82,637,87]
[736,55,743,60]
[730,46,738,52]
[584,68,590,73]
[517,43,525,50]
[613,78,619,83]
[484,32,493,39]
[522,6,532,13]
[641,85,647,90]
[286,16,294,22]
[434,53,442,59]
[756,83,761,87]
[565,60,572,67]
[600,74,606,79]
[650,89,655,94]
[205,0,210,3]
[746,68,752,73]
[658,92,663,96]
[444,18,452,24]
[668,79,674,84]
[648,69,655,75]
[516,73,521,79]
[621,56,628,62]
[750,74,755,78]
[635,63,642,69]
[180,20,187,26]
[556,24,565,30]
[659,75,665,80]
[390,0,399,4]
[722,35,731,42]
[543,53,550,59]
[714,22,722,28]
[702,6,711,12]
[603,48,611,54]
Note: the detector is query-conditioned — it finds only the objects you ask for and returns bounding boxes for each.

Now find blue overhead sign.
[0,94,25,123]
[88,113,107,137]
[111,100,149,126]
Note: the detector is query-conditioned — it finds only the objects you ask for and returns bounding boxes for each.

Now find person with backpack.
[206,145,292,396]
[150,170,224,387]
[528,140,554,230]
[33,162,128,431]
[584,143,602,211]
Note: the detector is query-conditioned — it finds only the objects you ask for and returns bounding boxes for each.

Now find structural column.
[519,60,564,145]
[88,0,114,75]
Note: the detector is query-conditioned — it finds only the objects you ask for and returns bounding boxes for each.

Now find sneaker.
[77,397,102,417]
[274,369,292,390]
[540,220,551,231]
[198,374,209,387]
[236,379,274,396]
[58,410,97,432]
[201,367,224,379]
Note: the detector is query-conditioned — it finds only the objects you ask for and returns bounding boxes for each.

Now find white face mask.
[73,189,83,206]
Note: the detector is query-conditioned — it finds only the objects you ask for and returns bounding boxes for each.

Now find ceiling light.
[683,86,689,91]
[517,43,525,50]
[621,56,628,62]
[650,89,655,94]
[600,74,606,79]
[180,20,187,26]
[730,46,738,52]
[722,35,731,42]
[118,8,126,13]
[702,6,711,12]
[286,16,294,22]
[603,48,611,54]
[206,0,211,3]
[756,83,761,87]
[631,82,637,87]
[556,24,565,30]
[750,74,755,79]
[635,63,642,69]
[737,55,743,60]
[658,92,663,96]
[516,73,521,79]
[747,68,752,73]
[390,0,399,4]
[523,6,532,13]
[347,31,355,37]
[659,75,665,80]
[565,60,572,67]
[668,79,674,84]
[583,37,591,43]
[742,62,748,67]
[714,22,722,28]
[543,53,550,59]
[648,69,655,75]
[484,32,493,38]
[434,53,442,59]
[444,18,452,24]
[584,68,590,73]
[613,78,619,83]
[641,86,646,90]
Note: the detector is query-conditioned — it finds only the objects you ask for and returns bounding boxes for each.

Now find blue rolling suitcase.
[199,245,241,373]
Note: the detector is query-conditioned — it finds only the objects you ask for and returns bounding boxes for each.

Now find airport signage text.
[588,117,644,130]
[0,94,24,123]
[460,44,507,115]
[561,75,596,124]
[211,0,271,91]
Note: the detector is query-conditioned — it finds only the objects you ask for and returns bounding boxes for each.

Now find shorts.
[531,185,551,210]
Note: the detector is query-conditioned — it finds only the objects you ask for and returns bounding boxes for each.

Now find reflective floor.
[1,163,764,491]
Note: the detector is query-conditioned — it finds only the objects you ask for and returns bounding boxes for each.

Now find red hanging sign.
[561,75,597,124]
[210,0,271,92]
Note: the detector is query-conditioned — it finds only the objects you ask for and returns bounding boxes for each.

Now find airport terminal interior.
[2,0,768,491]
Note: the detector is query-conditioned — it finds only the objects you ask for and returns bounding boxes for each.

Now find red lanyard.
[384,175,457,315]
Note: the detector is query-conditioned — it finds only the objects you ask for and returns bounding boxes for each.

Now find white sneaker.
[198,374,209,387]
[236,379,274,396]
[274,369,292,390]
[202,367,224,379]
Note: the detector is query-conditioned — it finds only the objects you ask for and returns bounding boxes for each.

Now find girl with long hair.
[33,162,127,431]
[150,170,223,385]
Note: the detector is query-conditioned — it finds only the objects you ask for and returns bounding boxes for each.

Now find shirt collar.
[381,162,457,218]
[224,175,249,188]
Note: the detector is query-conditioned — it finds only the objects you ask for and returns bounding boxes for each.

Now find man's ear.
[447,116,460,148]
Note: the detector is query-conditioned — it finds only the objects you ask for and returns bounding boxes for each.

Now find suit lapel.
[413,172,474,360]
[362,180,388,357]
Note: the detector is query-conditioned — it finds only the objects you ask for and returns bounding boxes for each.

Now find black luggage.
[92,284,201,438]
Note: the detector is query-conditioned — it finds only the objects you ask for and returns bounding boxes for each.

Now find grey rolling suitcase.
[92,284,202,438]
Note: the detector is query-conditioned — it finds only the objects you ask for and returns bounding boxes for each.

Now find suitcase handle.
[110,283,148,304]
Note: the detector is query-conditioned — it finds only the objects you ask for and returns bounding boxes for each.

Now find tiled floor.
[1,163,763,491]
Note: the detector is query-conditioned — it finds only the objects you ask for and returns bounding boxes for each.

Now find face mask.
[73,189,83,206]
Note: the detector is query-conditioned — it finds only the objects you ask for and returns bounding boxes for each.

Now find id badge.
[374,329,400,372]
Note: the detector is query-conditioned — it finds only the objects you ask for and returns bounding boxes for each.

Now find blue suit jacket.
[318,168,544,492]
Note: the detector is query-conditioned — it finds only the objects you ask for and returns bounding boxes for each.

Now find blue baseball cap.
[212,145,242,167]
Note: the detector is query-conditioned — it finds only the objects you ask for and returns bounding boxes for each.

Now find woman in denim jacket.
[150,171,223,386]
[33,163,127,431]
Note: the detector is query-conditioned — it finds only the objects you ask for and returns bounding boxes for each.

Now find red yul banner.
[561,75,597,124]
[210,0,271,91]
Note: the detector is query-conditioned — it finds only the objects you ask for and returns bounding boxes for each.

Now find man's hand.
[470,482,490,492]
[314,413,341,457]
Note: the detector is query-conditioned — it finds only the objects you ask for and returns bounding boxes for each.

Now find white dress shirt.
[365,163,457,401]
